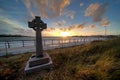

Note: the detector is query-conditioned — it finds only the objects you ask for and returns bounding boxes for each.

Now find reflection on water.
[0,36,110,56]
[0,36,106,49]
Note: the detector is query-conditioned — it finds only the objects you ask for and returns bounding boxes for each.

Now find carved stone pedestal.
[25,16,52,74]
[25,53,52,74]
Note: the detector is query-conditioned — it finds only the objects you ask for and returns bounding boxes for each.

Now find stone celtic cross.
[28,16,47,57]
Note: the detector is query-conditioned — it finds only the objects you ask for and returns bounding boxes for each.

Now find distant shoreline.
[0,34,119,38]
[0,34,30,37]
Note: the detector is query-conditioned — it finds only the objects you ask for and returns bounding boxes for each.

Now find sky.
[0,0,120,36]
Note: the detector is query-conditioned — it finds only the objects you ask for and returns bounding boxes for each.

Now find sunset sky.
[0,0,120,36]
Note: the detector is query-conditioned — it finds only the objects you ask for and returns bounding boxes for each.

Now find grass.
[0,37,120,80]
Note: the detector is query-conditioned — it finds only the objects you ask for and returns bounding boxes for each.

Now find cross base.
[25,52,52,74]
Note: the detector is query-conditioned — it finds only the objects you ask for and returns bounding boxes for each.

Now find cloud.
[23,0,70,19]
[22,0,34,18]
[80,3,84,7]
[23,0,31,9]
[29,11,34,18]
[58,22,87,32]
[85,3,108,22]
[59,28,68,31]
[43,22,88,36]
[43,27,62,36]
[63,10,75,19]
[70,15,74,19]
[50,28,56,30]
[0,16,35,36]
[101,18,110,27]
[72,22,86,30]
[55,22,62,26]
[90,24,95,28]
[68,26,73,31]
[55,20,66,26]
[44,27,56,32]
[74,22,87,29]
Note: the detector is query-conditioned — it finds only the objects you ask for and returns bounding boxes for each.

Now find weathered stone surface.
[28,16,47,57]
[25,16,52,74]
[25,53,52,74]
[29,53,50,67]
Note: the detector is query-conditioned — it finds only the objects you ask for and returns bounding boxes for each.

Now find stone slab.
[29,53,50,67]
[25,52,52,74]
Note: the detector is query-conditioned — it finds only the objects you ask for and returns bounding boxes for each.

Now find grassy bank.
[0,38,120,80]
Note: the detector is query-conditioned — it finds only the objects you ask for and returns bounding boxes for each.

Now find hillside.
[0,38,120,80]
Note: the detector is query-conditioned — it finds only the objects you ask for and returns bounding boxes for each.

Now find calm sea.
[0,36,84,42]
[0,36,106,56]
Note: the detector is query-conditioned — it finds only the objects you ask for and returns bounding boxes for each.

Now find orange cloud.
[74,22,87,30]
[44,27,56,32]
[101,18,110,27]
[50,27,56,30]
[90,24,95,28]
[44,22,87,36]
[23,0,70,18]
[59,22,87,31]
[55,20,66,26]
[63,10,75,19]
[23,0,30,10]
[59,28,67,31]
[74,24,85,29]
[85,3,108,22]
[56,22,62,26]
[22,0,34,18]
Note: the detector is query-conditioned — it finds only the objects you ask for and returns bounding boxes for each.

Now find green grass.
[0,38,120,80]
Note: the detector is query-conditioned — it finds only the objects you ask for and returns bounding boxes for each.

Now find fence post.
[52,40,53,45]
[75,39,77,45]
[77,39,78,43]
[7,41,10,48]
[74,39,76,45]
[62,39,63,48]
[5,42,8,56]
[22,40,24,47]
[57,39,60,45]
[58,39,60,44]
[77,39,79,45]
[44,40,45,46]
[84,38,85,44]
[34,40,36,46]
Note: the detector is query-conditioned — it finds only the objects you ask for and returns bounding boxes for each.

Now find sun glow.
[60,32,71,37]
